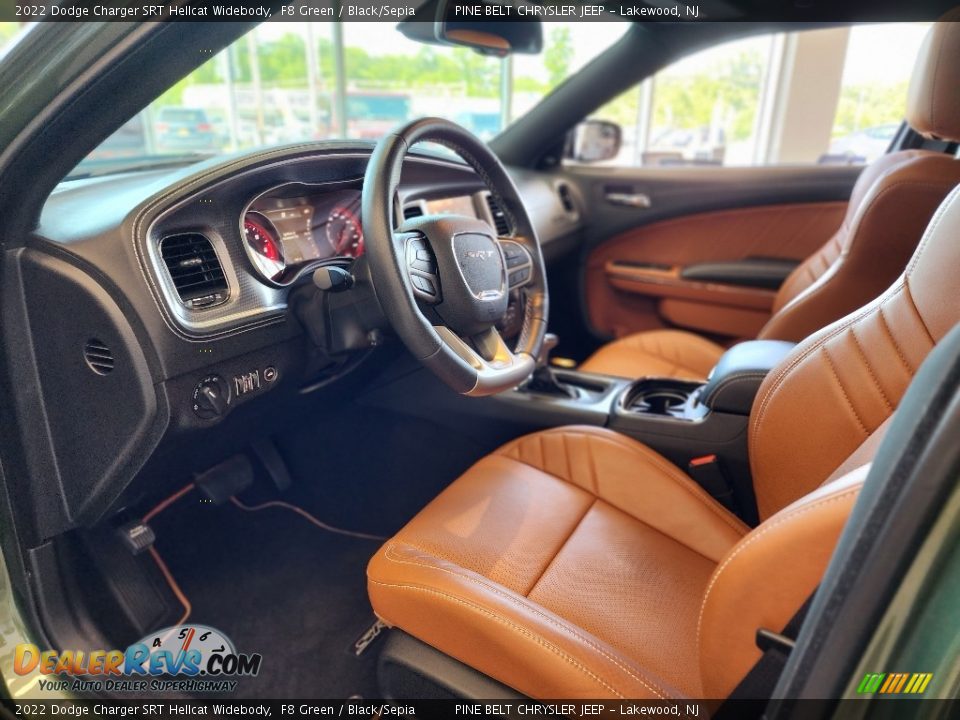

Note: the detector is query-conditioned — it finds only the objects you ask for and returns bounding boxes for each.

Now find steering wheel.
[362,118,548,396]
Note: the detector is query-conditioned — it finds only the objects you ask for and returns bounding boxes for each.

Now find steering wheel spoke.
[398,232,442,304]
[434,326,536,395]
[470,327,514,365]
[499,237,534,290]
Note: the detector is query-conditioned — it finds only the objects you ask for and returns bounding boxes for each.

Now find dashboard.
[38,146,581,342]
[25,143,583,534]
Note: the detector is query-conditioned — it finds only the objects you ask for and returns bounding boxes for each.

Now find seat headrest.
[907,17,960,142]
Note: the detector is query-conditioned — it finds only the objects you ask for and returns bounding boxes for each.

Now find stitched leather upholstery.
[578,329,725,380]
[369,426,748,699]
[749,182,960,519]
[580,21,960,381]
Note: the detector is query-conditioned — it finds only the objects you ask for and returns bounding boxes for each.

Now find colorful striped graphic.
[857,672,933,695]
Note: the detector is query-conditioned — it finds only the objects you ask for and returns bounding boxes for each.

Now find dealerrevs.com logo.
[14,625,262,694]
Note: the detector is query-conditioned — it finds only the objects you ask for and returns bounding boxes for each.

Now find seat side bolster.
[368,542,683,700]
[697,466,867,699]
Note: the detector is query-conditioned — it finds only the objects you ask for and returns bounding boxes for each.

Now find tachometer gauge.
[243,212,286,282]
[326,206,364,257]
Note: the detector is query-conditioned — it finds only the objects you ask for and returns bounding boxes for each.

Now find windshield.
[69,21,628,178]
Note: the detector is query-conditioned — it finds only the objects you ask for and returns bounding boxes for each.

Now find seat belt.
[715,590,817,712]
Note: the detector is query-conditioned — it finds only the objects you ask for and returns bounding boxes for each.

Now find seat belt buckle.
[687,454,738,512]
[756,627,796,654]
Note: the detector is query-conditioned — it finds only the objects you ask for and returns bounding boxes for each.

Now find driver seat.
[367,183,960,699]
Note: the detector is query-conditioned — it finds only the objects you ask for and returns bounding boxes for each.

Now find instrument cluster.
[242,186,363,286]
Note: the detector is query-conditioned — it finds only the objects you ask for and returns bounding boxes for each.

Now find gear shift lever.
[537,333,559,370]
[524,333,577,398]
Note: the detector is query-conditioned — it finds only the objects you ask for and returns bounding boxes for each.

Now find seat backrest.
[757,20,960,344]
[699,110,960,700]
[748,179,960,522]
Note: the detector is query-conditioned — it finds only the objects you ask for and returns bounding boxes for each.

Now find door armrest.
[680,257,800,290]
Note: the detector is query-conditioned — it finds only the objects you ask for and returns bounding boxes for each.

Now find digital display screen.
[425,195,476,218]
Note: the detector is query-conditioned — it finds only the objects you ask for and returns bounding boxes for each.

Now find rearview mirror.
[567,120,622,163]
[398,1,543,57]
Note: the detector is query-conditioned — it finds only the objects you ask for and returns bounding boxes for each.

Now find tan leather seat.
[580,20,960,380]
[368,177,960,698]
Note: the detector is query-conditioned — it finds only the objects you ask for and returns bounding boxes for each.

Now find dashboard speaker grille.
[84,339,114,375]
[159,233,228,308]
[484,194,511,236]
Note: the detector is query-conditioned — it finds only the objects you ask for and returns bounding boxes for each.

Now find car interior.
[1,4,960,710]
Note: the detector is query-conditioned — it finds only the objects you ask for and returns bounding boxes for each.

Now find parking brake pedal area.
[194,454,255,504]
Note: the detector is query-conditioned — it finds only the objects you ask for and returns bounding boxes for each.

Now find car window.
[74,20,629,178]
[0,22,21,53]
[587,23,930,168]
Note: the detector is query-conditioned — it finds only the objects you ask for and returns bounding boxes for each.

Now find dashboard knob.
[192,375,230,419]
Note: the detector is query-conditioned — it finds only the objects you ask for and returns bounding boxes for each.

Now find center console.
[498,337,797,525]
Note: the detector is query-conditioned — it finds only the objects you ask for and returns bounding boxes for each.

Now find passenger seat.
[580,20,960,380]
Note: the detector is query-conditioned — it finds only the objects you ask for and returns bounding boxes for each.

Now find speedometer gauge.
[243,212,286,282]
[241,186,363,286]
[326,206,364,258]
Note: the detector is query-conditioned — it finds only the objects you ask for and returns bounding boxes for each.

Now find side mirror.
[567,120,622,163]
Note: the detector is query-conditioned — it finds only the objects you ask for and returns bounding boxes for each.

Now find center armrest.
[700,340,796,415]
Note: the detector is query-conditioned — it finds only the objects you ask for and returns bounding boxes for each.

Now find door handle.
[604,192,652,208]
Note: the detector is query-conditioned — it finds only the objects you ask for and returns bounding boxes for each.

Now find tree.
[833,80,908,137]
[544,27,574,89]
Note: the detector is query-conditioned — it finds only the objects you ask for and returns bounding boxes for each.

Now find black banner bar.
[2,0,959,24]
[0,698,948,719]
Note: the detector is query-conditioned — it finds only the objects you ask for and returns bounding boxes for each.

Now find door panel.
[562,165,860,344]
[585,201,847,339]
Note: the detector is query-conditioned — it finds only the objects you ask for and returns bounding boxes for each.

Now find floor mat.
[276,404,490,537]
[150,489,385,698]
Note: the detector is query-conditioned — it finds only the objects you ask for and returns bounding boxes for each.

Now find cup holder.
[632,390,688,414]
[619,379,704,419]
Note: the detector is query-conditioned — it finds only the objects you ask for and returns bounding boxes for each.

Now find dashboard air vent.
[557,183,577,215]
[484,194,511,236]
[84,339,114,375]
[159,233,228,309]
[403,204,424,220]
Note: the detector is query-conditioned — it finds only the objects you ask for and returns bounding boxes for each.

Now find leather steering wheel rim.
[362,117,548,396]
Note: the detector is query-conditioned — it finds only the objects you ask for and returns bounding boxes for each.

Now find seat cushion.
[367,426,747,699]
[579,329,725,380]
